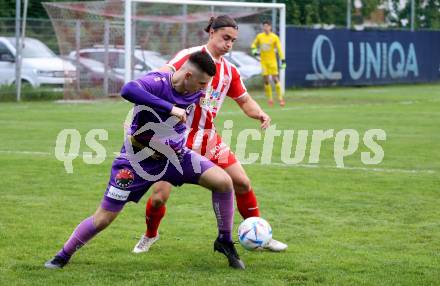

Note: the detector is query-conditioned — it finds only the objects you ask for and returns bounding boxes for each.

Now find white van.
[0,37,76,88]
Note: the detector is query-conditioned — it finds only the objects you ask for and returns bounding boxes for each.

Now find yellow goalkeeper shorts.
[261,60,279,76]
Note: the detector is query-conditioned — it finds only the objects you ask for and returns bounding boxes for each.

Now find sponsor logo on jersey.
[200,96,219,110]
[222,76,230,87]
[106,186,130,201]
[211,90,221,99]
[185,103,195,115]
[261,43,272,51]
[205,86,213,97]
[115,169,134,189]
[200,97,208,107]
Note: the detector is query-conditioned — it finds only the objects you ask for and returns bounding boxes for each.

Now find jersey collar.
[203,45,223,64]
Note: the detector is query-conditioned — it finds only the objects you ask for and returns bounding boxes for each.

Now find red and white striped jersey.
[167,45,248,151]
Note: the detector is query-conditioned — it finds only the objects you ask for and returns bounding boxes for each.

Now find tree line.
[0,0,439,29]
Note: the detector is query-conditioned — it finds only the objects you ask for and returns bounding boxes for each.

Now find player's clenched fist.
[170,106,187,123]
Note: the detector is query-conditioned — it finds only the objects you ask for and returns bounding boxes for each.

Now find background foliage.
[0,0,439,28]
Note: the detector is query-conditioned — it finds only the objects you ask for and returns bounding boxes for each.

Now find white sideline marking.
[0,150,436,175]
[55,100,99,104]
[221,99,439,115]
[221,101,418,114]
[0,150,111,159]
[0,150,51,155]
[252,162,436,174]
[0,150,84,157]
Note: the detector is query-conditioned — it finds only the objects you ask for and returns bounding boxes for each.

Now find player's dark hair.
[204,15,238,33]
[188,51,216,77]
[263,21,271,26]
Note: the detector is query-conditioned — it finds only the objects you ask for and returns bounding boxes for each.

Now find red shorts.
[188,132,237,169]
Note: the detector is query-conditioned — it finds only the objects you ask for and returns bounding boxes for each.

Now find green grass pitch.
[0,84,439,285]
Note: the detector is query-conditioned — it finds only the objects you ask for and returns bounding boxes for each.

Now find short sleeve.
[227,66,247,100]
[167,46,204,71]
[167,49,191,71]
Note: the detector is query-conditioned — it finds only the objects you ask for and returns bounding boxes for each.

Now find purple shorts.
[101,147,214,212]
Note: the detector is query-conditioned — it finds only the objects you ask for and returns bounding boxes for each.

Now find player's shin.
[56,216,101,261]
[235,188,260,218]
[264,84,273,101]
[212,190,234,242]
[275,82,283,100]
[145,197,166,238]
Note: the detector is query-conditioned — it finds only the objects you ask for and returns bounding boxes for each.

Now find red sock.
[145,197,166,238]
[235,188,260,219]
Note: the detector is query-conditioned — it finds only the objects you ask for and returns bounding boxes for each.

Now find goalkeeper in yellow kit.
[251,21,286,106]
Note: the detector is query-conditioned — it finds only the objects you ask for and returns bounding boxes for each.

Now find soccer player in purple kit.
[44,51,246,270]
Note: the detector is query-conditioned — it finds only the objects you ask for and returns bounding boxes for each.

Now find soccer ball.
[238,217,272,250]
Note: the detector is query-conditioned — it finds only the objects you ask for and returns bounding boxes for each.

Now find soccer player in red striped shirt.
[134,15,287,254]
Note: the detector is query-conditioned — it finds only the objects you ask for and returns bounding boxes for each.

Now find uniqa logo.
[348,41,419,80]
[305,35,342,81]
[305,34,420,81]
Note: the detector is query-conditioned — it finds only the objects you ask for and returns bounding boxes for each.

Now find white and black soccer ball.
[238,217,272,250]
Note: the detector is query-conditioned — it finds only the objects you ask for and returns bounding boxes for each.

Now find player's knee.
[151,186,171,208]
[233,176,251,194]
[94,219,109,231]
[217,173,233,193]
[151,195,168,208]
[151,188,170,207]
[93,213,115,231]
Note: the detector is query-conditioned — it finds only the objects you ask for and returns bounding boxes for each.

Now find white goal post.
[124,0,286,92]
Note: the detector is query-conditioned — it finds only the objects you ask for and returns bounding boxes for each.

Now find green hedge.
[0,85,63,102]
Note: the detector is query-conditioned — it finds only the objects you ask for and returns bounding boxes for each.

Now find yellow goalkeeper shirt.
[251,32,284,63]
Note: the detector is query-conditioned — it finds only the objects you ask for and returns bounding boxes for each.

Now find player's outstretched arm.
[235,94,271,129]
[121,81,173,114]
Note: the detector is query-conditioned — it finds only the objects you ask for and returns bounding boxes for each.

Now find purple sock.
[56,216,99,260]
[212,190,234,242]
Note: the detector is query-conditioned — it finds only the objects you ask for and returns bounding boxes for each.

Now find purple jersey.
[122,71,204,151]
[99,71,215,212]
